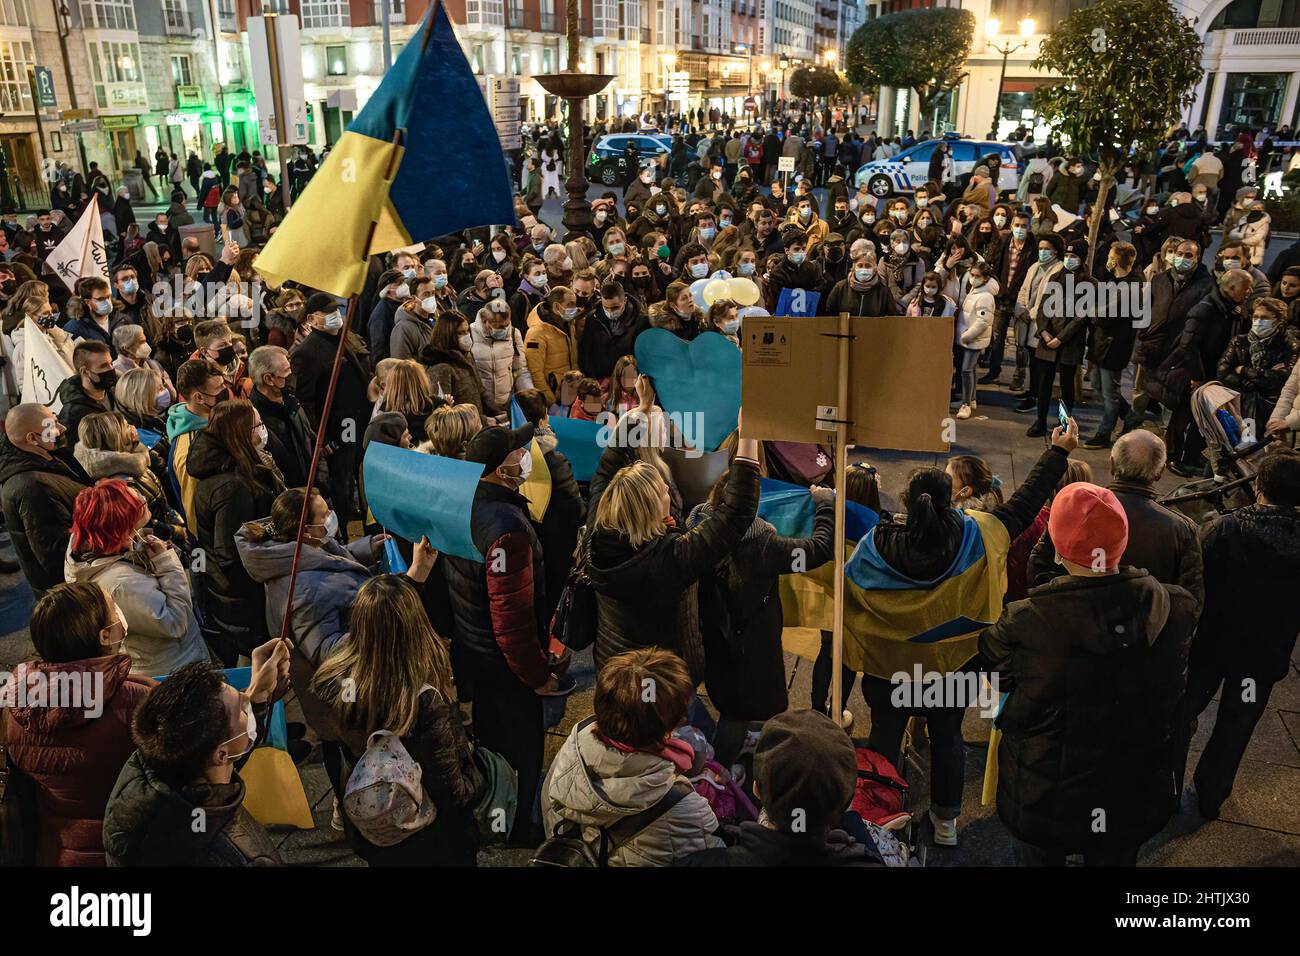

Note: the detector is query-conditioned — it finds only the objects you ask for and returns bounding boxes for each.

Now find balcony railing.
[540,11,559,31]
[507,5,526,28]
[1229,27,1300,46]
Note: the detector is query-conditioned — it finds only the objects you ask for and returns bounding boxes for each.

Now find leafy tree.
[789,65,846,102]
[845,8,975,129]
[1033,0,1203,267]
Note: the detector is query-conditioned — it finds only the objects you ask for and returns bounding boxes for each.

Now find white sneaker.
[839,708,855,730]
[956,403,972,420]
[929,810,958,846]
[331,797,345,832]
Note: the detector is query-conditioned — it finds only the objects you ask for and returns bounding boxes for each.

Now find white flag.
[20,317,73,414]
[45,193,110,292]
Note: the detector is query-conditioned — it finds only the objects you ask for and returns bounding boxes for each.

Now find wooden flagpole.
[830,311,852,724]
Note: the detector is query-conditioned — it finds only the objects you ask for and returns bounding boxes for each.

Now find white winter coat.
[469,316,533,411]
[958,276,999,350]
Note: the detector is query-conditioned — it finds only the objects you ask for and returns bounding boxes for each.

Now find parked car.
[586,133,672,185]
[855,136,1021,198]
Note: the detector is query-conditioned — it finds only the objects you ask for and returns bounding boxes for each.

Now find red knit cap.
[1048,482,1129,570]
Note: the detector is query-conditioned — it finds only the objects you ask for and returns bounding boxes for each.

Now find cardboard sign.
[778,156,796,172]
[741,315,954,453]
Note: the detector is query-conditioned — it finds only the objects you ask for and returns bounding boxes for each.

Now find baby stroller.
[849,739,927,867]
[1158,381,1270,523]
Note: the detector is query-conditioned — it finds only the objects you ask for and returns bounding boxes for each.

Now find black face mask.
[91,368,118,392]
[214,344,237,366]
[174,324,194,343]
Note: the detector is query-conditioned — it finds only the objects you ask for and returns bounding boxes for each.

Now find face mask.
[864,214,876,224]
[738,261,755,276]
[1169,198,1181,207]
[215,344,237,366]
[891,210,907,221]
[969,275,986,288]
[562,307,578,321]
[712,169,722,180]
[1146,206,1159,216]
[607,242,624,256]
[532,242,547,254]
[323,311,345,330]
[458,333,473,350]
[121,279,138,295]
[91,367,118,391]
[788,252,805,265]
[657,244,671,260]
[1174,256,1193,272]
[722,318,741,334]
[562,257,573,271]
[253,423,268,450]
[134,343,151,360]
[1194,194,1207,204]
[854,267,874,282]
[433,274,448,289]
[532,273,548,287]
[993,215,1007,228]
[699,226,716,241]
[402,267,417,281]
[219,702,258,763]
[719,217,733,229]
[1038,249,1055,263]
[1221,258,1240,271]
[595,210,608,224]
[923,286,939,297]
[1064,256,1080,271]
[690,262,708,278]
[1012,226,1027,241]
[916,196,929,207]
[655,205,667,217]
[92,298,112,316]
[492,248,507,263]
[641,172,654,184]
[420,295,439,314]
[490,326,510,341]
[1252,319,1275,337]
[798,207,811,221]
[322,510,339,538]
[893,242,909,255]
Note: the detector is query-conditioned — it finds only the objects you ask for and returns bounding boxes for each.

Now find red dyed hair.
[70,479,145,556]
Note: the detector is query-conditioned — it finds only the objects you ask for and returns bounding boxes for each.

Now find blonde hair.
[114,366,162,421]
[312,575,455,737]
[184,254,214,280]
[382,359,433,418]
[77,411,133,453]
[595,460,668,548]
[368,356,403,403]
[611,407,674,486]
[424,402,481,458]
[564,240,589,272]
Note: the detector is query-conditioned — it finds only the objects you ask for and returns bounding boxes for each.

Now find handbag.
[470,745,518,847]
[0,712,39,867]
[549,530,597,651]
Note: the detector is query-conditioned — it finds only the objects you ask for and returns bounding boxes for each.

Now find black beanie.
[754,709,857,835]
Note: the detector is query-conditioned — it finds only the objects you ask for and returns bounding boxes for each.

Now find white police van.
[855,135,1021,198]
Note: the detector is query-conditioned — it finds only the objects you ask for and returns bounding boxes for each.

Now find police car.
[586,133,673,185]
[854,136,1020,198]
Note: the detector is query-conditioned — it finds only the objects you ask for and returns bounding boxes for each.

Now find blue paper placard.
[510,398,604,482]
[775,287,821,318]
[363,442,483,561]
[758,477,879,542]
[136,426,162,449]
[634,328,741,452]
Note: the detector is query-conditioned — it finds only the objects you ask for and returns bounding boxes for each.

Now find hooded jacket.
[470,314,532,411]
[541,720,723,866]
[64,545,207,678]
[56,373,117,451]
[164,401,208,533]
[1193,504,1300,684]
[389,304,436,362]
[102,749,283,866]
[0,438,87,592]
[579,296,649,380]
[522,303,578,405]
[980,568,1198,848]
[4,655,154,866]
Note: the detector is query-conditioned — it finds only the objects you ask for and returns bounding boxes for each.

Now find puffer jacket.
[187,431,282,662]
[4,655,153,866]
[522,304,578,405]
[0,438,88,593]
[420,343,494,416]
[1194,504,1300,684]
[103,735,283,866]
[823,275,896,317]
[958,276,999,350]
[235,527,375,666]
[980,568,1199,848]
[469,315,532,412]
[1217,327,1300,424]
[64,545,207,678]
[587,459,760,675]
[1267,358,1300,431]
[541,719,724,866]
[389,305,435,361]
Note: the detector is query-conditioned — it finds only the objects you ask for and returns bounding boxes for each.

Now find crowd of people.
[1,113,1299,869]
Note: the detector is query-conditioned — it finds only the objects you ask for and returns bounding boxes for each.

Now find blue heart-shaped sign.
[635,328,741,452]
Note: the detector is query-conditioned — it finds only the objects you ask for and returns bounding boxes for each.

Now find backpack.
[849,746,911,827]
[343,728,437,848]
[549,529,596,651]
[528,781,693,867]
[1026,171,1044,194]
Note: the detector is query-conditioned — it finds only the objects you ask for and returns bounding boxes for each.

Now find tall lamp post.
[535,0,614,239]
[985,17,1035,139]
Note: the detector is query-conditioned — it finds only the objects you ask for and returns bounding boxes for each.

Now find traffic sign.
[744,96,757,112]
[62,119,97,133]
[32,66,56,108]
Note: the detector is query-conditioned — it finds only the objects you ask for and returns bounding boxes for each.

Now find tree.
[1033,0,1203,269]
[845,8,974,130]
[789,65,846,102]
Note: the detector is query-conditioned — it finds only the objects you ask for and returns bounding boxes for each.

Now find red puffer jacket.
[5,655,154,866]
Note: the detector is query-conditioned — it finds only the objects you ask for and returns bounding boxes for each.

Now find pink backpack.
[691,759,759,824]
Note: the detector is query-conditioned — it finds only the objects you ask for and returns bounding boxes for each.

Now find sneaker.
[1026,422,1046,438]
[977,371,1001,385]
[929,810,958,847]
[1014,397,1036,413]
[839,709,855,730]
[956,403,972,420]
[1082,435,1111,449]
[331,797,345,832]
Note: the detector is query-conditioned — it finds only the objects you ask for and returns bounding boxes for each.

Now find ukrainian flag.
[762,480,1010,680]
[255,4,514,297]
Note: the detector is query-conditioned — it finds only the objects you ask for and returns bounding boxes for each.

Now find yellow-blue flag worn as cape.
[254,3,514,297]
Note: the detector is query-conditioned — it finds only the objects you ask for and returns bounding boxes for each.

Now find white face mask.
[253,423,268,450]
[458,333,473,350]
[219,702,258,763]
[421,296,439,314]
[492,248,507,263]
[394,282,410,299]
[134,342,151,360]
[322,510,339,538]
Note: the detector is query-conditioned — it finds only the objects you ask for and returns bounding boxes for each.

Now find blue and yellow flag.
[255,4,514,297]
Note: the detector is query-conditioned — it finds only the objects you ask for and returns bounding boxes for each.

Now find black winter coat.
[0,439,87,592]
[1149,286,1239,406]
[1216,329,1300,424]
[1193,505,1300,684]
[823,278,897,317]
[980,568,1198,848]
[56,375,117,452]
[1131,265,1214,371]
[290,327,370,442]
[693,499,834,720]
[578,297,649,380]
[535,448,586,624]
[188,432,282,661]
[1086,268,1143,371]
[587,459,760,676]
[251,386,328,491]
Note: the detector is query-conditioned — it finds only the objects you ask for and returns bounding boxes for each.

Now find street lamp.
[986,17,1035,139]
[823,48,837,66]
